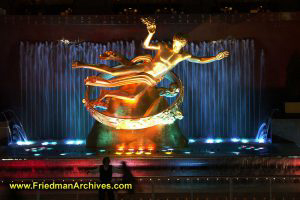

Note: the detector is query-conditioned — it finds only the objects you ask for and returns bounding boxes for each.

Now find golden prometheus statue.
[72,17,229,132]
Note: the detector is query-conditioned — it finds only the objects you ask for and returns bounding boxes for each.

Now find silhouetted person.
[89,157,115,200]
[121,161,137,194]
[99,157,115,200]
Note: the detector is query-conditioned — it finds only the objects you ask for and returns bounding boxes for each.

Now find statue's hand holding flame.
[141,17,156,34]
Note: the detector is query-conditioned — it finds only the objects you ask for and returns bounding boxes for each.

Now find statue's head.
[173,33,188,53]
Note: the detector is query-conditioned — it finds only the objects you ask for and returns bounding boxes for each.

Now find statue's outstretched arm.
[141,17,160,50]
[187,51,229,64]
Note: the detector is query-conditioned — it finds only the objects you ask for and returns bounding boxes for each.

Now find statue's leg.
[72,61,146,76]
[98,84,149,102]
[72,61,116,75]
[85,72,157,87]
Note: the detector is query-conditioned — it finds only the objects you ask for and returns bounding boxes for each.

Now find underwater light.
[215,138,223,143]
[147,146,154,151]
[241,139,249,143]
[75,140,84,145]
[17,141,34,146]
[257,138,265,143]
[231,138,240,142]
[65,140,74,145]
[65,140,84,145]
[205,138,214,144]
[188,139,196,143]
[135,151,143,155]
[42,141,57,146]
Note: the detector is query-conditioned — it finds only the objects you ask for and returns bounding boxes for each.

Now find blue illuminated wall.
[19,39,266,140]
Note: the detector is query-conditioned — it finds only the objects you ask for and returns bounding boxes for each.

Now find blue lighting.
[257,138,265,143]
[42,141,57,146]
[65,140,84,145]
[241,139,249,143]
[184,151,191,154]
[16,141,34,146]
[99,149,106,153]
[188,139,196,143]
[75,140,84,145]
[34,153,41,156]
[65,140,74,145]
[60,153,67,156]
[232,152,240,155]
[231,138,240,142]
[256,123,268,143]
[205,138,214,144]
[215,138,223,143]
[86,153,93,156]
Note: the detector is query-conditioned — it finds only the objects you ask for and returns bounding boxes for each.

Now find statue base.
[86,84,188,149]
[86,121,187,149]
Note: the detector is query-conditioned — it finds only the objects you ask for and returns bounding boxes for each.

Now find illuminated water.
[19,40,266,139]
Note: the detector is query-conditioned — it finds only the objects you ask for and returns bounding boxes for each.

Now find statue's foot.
[72,61,84,68]
[84,76,98,84]
[99,51,121,61]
